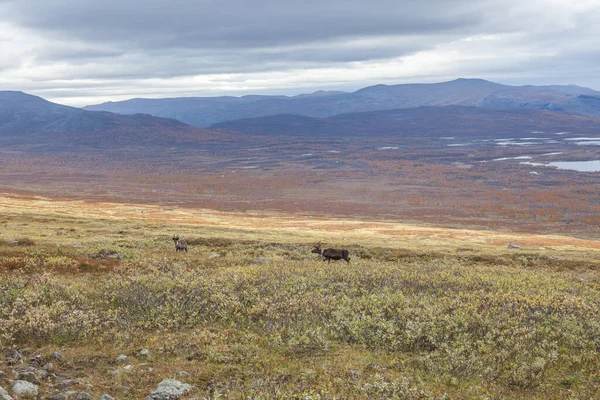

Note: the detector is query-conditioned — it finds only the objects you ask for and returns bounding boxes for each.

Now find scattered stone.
[99,395,114,400]
[346,370,361,379]
[0,386,13,400]
[11,380,38,398]
[51,351,64,361]
[47,393,69,400]
[37,369,49,380]
[147,379,192,400]
[93,250,125,260]
[46,392,90,400]
[43,363,54,372]
[119,386,130,393]
[29,352,42,365]
[115,354,128,363]
[138,349,150,357]
[0,371,6,379]
[6,350,22,365]
[250,258,270,264]
[175,371,190,377]
[508,243,521,249]
[208,253,221,259]
[56,379,80,390]
[15,369,38,383]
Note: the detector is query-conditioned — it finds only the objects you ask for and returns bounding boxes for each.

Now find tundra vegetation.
[0,199,599,399]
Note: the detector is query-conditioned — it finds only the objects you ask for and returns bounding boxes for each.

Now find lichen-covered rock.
[138,349,150,357]
[47,391,91,400]
[115,354,128,363]
[147,379,192,400]
[11,380,38,398]
[99,395,114,400]
[0,386,13,400]
[55,379,80,390]
[51,351,64,361]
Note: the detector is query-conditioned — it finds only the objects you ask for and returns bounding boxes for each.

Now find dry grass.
[0,194,599,399]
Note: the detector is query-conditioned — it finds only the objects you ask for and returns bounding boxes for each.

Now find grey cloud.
[4,0,491,50]
[2,0,600,105]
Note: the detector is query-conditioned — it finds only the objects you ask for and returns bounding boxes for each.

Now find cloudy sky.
[1,0,600,106]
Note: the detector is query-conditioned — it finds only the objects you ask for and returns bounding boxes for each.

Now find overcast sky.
[1,0,600,106]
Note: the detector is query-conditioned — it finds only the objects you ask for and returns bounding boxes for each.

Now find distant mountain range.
[3,78,600,152]
[210,106,600,138]
[84,78,600,128]
[0,91,228,149]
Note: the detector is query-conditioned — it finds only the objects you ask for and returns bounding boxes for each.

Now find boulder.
[11,381,38,398]
[147,379,192,400]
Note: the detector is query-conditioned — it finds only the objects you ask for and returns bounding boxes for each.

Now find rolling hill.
[0,91,235,150]
[210,106,600,138]
[84,79,600,127]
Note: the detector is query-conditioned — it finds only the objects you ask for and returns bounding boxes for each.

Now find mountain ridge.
[0,90,233,149]
[83,78,600,127]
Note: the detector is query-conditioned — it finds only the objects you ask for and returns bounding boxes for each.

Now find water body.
[574,141,600,146]
[521,160,600,172]
[549,160,600,172]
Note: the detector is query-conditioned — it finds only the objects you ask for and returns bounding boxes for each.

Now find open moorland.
[0,194,599,399]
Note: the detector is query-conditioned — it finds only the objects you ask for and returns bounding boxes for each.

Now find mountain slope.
[210,106,600,138]
[0,91,232,149]
[84,79,600,127]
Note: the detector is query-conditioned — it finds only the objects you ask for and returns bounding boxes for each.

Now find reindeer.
[311,242,350,264]
[172,235,188,252]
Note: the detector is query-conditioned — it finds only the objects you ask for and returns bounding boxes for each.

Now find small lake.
[549,160,600,172]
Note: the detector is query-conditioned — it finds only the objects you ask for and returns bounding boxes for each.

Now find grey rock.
[11,380,38,398]
[29,352,42,365]
[250,258,270,264]
[15,370,38,383]
[0,386,13,400]
[138,349,150,357]
[175,371,190,376]
[208,253,221,259]
[0,371,5,379]
[346,370,361,379]
[47,392,91,400]
[147,379,192,400]
[6,350,21,365]
[56,379,80,390]
[43,363,54,372]
[115,354,128,363]
[37,369,49,380]
[508,243,521,249]
[51,351,64,361]
[99,395,114,400]
[47,394,69,400]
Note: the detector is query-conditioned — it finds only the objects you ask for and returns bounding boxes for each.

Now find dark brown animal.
[311,242,350,263]
[172,235,188,252]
